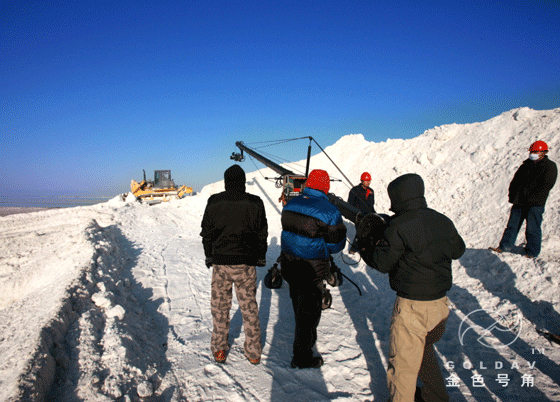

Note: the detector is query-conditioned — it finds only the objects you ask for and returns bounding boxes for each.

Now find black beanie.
[224,165,246,192]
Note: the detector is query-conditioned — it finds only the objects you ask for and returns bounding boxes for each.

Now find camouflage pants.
[211,264,262,360]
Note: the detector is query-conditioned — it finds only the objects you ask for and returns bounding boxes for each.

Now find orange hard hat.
[529,141,548,152]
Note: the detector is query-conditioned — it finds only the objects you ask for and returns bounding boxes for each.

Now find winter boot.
[214,350,227,363]
[290,356,324,369]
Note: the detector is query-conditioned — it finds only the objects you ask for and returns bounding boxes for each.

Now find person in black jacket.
[200,165,268,365]
[348,172,376,214]
[490,141,557,258]
[357,173,465,402]
[347,172,376,253]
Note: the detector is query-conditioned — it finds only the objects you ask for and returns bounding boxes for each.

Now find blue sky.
[2,0,559,198]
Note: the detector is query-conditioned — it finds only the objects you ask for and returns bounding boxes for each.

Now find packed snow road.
[104,200,385,402]
[41,198,386,402]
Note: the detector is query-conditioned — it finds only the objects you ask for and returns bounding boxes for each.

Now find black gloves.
[256,258,266,267]
[205,257,213,268]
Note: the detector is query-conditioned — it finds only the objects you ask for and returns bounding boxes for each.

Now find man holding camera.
[358,173,465,402]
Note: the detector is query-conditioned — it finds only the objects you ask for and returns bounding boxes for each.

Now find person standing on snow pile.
[356,173,465,402]
[347,172,376,254]
[200,164,268,365]
[280,169,347,369]
[489,141,557,258]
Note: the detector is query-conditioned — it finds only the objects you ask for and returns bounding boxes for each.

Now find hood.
[224,164,246,193]
[388,173,427,213]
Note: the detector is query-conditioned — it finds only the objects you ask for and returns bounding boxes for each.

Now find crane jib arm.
[327,193,363,224]
[230,139,362,222]
[233,141,295,176]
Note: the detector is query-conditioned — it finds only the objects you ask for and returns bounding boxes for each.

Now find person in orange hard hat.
[490,141,557,258]
[347,172,376,253]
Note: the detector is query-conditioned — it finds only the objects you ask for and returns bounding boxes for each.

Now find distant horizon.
[0,193,114,209]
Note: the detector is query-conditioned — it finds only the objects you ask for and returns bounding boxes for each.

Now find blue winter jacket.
[281,187,347,261]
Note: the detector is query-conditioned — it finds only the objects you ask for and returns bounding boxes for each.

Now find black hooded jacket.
[508,155,557,207]
[362,174,465,301]
[200,165,268,265]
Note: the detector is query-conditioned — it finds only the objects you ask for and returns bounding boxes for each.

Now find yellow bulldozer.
[130,170,192,204]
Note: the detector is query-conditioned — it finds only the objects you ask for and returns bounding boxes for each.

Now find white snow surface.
[1,107,560,401]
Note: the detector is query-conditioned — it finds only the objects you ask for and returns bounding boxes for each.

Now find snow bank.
[0,211,102,400]
[322,107,560,251]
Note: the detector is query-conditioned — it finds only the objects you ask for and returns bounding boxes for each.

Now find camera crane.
[230,137,389,308]
[231,137,360,218]
[231,140,309,205]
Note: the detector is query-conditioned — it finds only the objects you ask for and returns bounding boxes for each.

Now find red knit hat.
[305,169,330,194]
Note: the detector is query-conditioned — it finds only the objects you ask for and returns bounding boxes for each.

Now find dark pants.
[288,283,323,362]
[499,205,544,257]
[281,257,325,363]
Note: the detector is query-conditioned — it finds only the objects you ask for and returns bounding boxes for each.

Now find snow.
[1,107,560,401]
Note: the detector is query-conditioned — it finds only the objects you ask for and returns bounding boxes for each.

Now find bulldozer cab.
[154,170,174,189]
